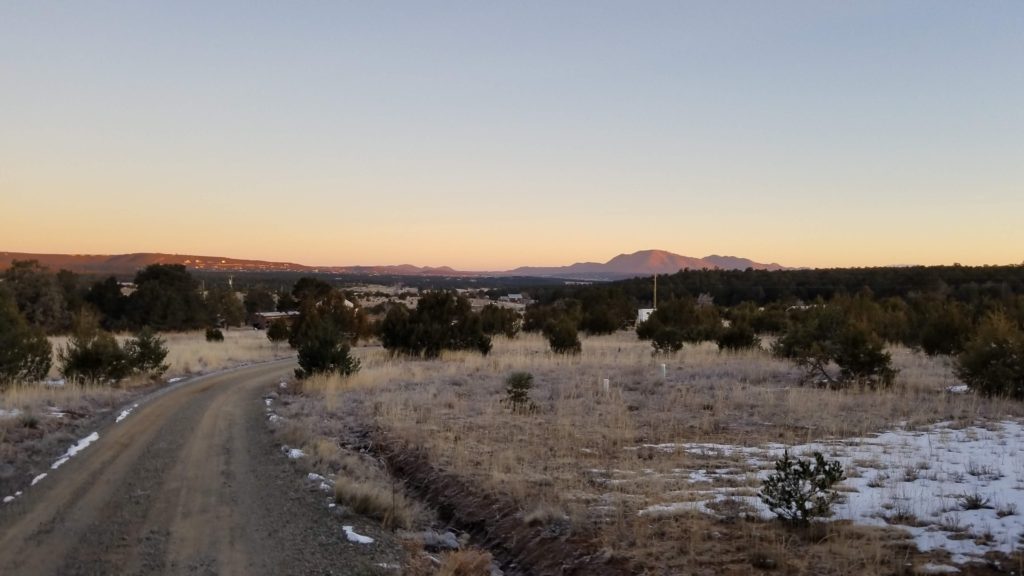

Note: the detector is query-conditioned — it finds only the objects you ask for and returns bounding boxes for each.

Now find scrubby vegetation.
[760,451,844,523]
[58,312,169,384]
[501,371,537,414]
[0,285,52,387]
[378,291,492,357]
[955,312,1024,399]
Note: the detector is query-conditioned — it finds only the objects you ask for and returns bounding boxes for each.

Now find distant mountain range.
[0,249,785,280]
[506,250,784,279]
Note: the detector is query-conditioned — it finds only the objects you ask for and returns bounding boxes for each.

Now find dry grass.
[44,328,292,380]
[334,476,414,530]
[3,329,289,426]
[303,331,1024,574]
[436,549,494,576]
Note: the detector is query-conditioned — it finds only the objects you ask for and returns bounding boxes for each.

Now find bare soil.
[0,360,400,576]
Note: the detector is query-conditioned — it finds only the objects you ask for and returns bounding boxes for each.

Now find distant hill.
[505,249,785,280]
[0,249,784,279]
[0,252,315,276]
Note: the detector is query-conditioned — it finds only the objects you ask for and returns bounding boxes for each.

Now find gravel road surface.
[0,360,389,576]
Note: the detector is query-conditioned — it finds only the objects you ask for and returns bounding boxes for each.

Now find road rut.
[0,360,373,576]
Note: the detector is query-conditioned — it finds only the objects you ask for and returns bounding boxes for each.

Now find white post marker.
[660,363,667,378]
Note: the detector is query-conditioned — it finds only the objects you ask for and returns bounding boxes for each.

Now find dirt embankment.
[373,433,634,576]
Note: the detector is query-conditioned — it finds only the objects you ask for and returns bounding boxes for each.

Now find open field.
[284,332,1024,575]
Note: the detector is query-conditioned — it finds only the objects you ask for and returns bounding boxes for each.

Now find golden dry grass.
[334,476,414,530]
[436,549,494,576]
[304,331,1024,574]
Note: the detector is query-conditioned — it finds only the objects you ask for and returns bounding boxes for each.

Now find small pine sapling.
[502,371,538,414]
[759,451,844,523]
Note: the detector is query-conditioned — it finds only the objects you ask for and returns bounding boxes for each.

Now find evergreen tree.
[0,286,52,387]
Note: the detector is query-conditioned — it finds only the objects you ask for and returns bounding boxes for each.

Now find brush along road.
[0,359,384,576]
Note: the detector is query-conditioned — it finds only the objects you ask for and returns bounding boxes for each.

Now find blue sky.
[2,2,1021,268]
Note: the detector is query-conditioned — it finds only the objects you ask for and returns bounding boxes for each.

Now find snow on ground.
[624,420,1024,564]
[281,446,305,459]
[30,473,47,486]
[343,525,374,544]
[307,472,334,492]
[116,403,139,423]
[168,377,185,384]
[52,432,100,470]
[0,408,22,420]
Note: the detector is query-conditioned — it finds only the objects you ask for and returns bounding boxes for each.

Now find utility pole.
[653,274,658,309]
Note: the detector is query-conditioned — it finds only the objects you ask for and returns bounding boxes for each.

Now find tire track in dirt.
[0,359,392,576]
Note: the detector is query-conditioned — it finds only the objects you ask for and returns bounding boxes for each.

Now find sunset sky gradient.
[2,2,1022,270]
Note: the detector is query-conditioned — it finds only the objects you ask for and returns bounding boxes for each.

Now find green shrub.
[759,451,844,523]
[716,322,760,351]
[774,307,897,389]
[60,313,170,384]
[480,303,520,338]
[651,327,684,354]
[124,327,169,377]
[543,319,581,355]
[954,313,1024,399]
[378,292,492,358]
[502,372,537,414]
[0,286,52,387]
[266,318,290,345]
[295,312,360,379]
[60,312,131,385]
[205,327,225,342]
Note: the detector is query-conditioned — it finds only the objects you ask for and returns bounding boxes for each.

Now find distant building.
[637,308,654,325]
[251,310,300,329]
[498,293,530,305]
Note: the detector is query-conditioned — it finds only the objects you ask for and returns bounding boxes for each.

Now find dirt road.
[0,360,388,576]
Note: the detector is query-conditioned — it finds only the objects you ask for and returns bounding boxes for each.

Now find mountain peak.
[508,249,785,279]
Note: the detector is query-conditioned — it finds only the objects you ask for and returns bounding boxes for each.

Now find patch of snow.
[3,495,15,504]
[268,414,283,423]
[920,563,960,574]
[31,473,47,486]
[279,381,288,389]
[281,446,305,459]
[0,408,22,420]
[168,377,185,383]
[264,398,272,407]
[946,385,969,394]
[628,420,1024,564]
[52,432,100,470]
[343,525,374,544]
[115,403,139,423]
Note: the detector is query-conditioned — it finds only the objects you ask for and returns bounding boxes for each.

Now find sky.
[1,2,1022,270]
